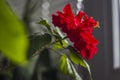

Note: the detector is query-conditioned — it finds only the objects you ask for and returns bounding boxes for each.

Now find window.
[112,0,120,69]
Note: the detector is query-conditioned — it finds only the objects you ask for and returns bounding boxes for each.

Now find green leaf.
[68,46,87,68]
[60,55,82,80]
[39,18,53,34]
[53,39,67,50]
[70,52,87,68]
[0,0,28,63]
[60,54,69,74]
[68,46,92,80]
[29,34,52,55]
[53,29,68,50]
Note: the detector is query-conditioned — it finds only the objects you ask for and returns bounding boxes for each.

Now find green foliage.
[70,53,87,68]
[0,0,28,63]
[29,34,52,55]
[68,46,92,80]
[60,55,82,80]
[68,46,87,67]
[38,18,53,34]
[60,54,69,74]
[53,39,67,50]
[39,19,68,50]
[0,1,93,79]
[38,19,92,80]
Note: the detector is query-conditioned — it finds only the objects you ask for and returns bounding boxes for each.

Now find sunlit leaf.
[68,46,87,68]
[53,39,67,50]
[70,52,87,68]
[60,54,69,74]
[53,29,68,50]
[60,55,82,80]
[28,33,52,55]
[68,46,92,80]
[0,0,28,63]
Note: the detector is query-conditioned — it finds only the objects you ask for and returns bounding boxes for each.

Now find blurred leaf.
[60,55,82,80]
[53,30,62,38]
[82,59,92,79]
[29,34,52,55]
[68,46,87,68]
[60,54,69,74]
[0,0,28,63]
[53,28,64,40]
[53,29,68,50]
[53,39,67,50]
[68,46,92,80]
[39,18,53,34]
[70,52,87,68]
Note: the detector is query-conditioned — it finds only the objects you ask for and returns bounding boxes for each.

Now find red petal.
[76,11,84,22]
[63,4,74,18]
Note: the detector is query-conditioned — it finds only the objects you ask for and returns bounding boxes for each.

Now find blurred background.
[1,0,120,80]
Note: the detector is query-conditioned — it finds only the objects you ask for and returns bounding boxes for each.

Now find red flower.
[52,4,99,59]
